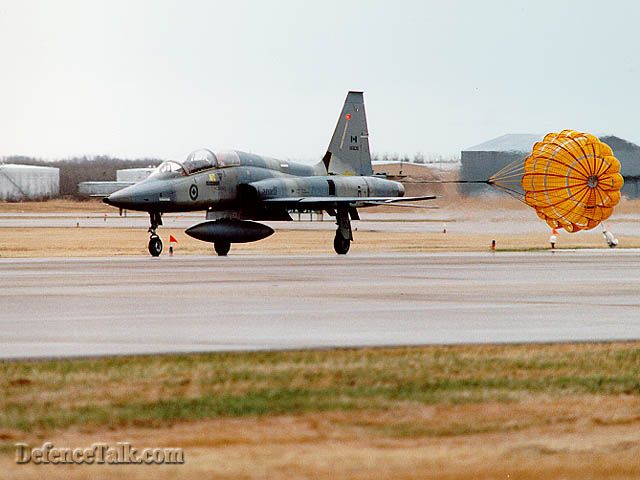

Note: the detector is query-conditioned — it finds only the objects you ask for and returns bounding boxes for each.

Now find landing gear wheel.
[333,232,350,255]
[214,242,231,256]
[148,235,163,257]
[147,211,163,257]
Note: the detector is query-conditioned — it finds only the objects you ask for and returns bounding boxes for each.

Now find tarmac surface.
[2,211,640,234]
[1,251,640,359]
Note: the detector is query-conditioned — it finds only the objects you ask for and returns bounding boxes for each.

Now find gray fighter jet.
[103,91,435,256]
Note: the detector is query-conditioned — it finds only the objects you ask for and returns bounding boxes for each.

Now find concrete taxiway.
[2,211,640,235]
[1,251,639,359]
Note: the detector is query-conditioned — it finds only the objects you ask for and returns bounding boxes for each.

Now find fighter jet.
[103,91,435,256]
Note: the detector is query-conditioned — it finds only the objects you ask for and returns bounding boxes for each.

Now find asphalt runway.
[2,211,640,234]
[1,251,639,359]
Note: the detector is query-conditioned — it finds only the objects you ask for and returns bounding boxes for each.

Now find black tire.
[333,232,350,255]
[148,236,163,257]
[214,242,231,256]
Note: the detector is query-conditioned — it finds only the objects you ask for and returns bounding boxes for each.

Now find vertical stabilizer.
[323,91,372,176]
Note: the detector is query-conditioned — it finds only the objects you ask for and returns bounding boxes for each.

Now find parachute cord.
[490,157,527,180]
[402,180,491,184]
[489,183,529,206]
[402,178,528,204]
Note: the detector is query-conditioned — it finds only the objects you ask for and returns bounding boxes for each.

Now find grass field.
[0,199,114,214]
[1,198,639,257]
[1,226,639,257]
[3,343,640,478]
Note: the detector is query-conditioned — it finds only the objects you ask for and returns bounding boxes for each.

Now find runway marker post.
[169,235,178,256]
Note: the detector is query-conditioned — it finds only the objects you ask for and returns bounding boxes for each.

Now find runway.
[2,211,640,234]
[1,251,640,359]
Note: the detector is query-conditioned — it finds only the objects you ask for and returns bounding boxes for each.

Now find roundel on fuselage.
[189,184,199,201]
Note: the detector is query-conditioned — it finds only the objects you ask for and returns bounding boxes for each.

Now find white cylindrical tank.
[0,164,60,200]
[116,168,154,183]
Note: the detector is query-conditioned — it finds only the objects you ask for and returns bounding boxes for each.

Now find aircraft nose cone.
[102,182,172,211]
[104,190,124,207]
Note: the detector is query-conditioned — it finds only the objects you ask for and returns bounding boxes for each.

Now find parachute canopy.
[489,130,624,233]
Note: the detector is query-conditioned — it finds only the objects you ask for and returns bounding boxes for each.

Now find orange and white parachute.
[490,130,624,232]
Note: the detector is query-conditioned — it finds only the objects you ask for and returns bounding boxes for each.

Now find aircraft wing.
[359,201,439,209]
[262,195,436,207]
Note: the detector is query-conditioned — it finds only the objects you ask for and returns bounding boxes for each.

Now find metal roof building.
[116,167,154,183]
[460,134,640,197]
[78,167,154,197]
[0,164,59,200]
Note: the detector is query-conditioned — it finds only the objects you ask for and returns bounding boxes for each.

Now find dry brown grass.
[0,199,111,213]
[0,226,638,257]
[1,194,637,257]
[3,343,640,478]
[4,397,640,479]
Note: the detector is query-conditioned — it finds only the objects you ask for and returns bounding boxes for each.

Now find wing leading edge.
[262,195,436,208]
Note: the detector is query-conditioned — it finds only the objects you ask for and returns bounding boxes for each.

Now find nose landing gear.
[148,235,163,256]
[147,211,163,257]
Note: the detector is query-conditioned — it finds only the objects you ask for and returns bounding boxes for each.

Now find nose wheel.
[147,211,163,257]
[148,235,163,257]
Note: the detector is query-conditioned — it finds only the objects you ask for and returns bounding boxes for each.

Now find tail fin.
[322,91,372,176]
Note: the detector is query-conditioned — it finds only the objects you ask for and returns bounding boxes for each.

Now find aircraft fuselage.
[102,91,432,256]
[105,149,404,215]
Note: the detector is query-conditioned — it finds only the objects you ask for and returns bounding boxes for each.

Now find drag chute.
[489,130,624,232]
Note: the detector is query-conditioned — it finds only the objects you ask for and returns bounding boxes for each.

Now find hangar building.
[460,134,640,197]
[0,163,60,200]
[116,167,154,183]
[78,167,154,197]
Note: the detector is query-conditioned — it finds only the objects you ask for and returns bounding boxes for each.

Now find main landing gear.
[148,211,163,257]
[333,206,353,255]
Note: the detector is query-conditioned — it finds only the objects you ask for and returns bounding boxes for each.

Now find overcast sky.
[1,0,639,161]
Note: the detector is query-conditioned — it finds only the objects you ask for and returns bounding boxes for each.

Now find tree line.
[0,156,163,197]
[1,152,461,199]
[371,153,459,164]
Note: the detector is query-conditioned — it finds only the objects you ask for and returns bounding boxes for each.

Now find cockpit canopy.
[154,160,185,176]
[183,149,218,174]
[151,149,241,178]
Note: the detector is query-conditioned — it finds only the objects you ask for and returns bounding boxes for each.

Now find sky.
[1,0,639,162]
